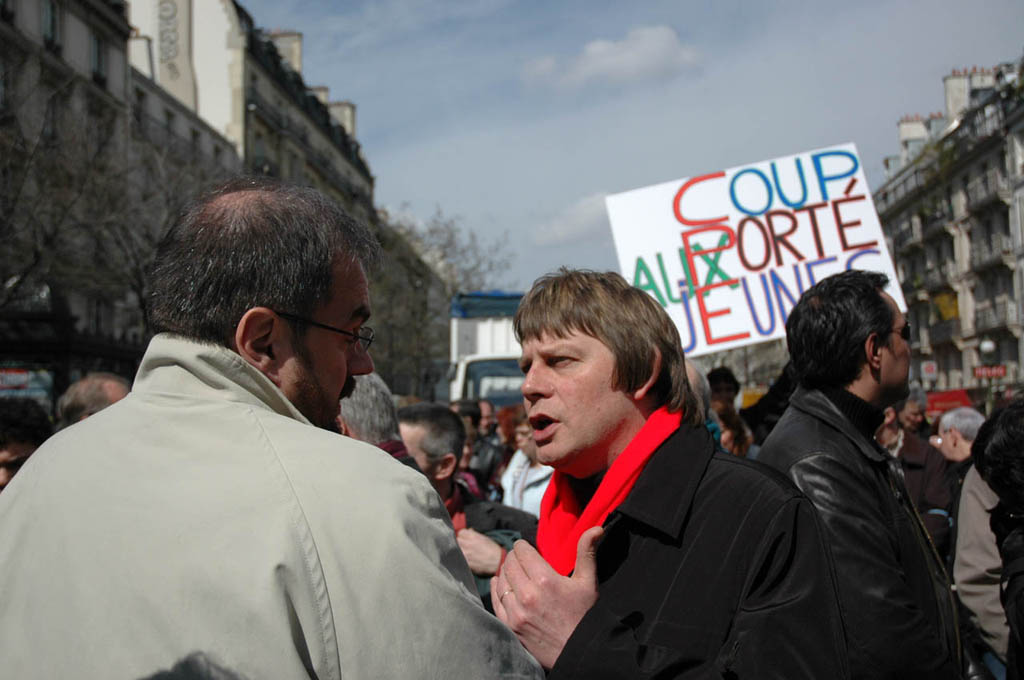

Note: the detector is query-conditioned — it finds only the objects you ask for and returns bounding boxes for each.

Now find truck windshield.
[464,359,524,407]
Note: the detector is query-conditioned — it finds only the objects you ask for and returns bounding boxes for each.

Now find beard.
[339,374,357,400]
[291,342,343,431]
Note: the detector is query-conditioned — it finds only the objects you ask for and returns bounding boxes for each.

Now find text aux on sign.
[605,143,905,357]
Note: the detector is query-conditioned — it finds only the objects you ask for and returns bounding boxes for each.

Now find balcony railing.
[967,169,1010,212]
[971,233,1015,269]
[976,301,1021,333]
[893,220,922,252]
[922,208,953,239]
[930,318,961,345]
[923,262,955,290]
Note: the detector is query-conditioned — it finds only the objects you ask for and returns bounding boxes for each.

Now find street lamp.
[979,337,997,415]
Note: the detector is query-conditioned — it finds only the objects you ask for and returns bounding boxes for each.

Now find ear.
[631,347,663,403]
[434,452,458,483]
[883,406,897,425]
[232,307,293,388]
[864,331,885,373]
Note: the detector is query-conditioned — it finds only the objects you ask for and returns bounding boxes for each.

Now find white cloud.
[532,193,610,247]
[523,25,699,90]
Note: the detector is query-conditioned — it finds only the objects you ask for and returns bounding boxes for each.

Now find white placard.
[606,143,904,357]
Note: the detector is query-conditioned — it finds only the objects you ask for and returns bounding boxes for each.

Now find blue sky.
[240,0,1024,289]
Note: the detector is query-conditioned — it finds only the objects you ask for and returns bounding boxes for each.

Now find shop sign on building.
[974,365,1007,379]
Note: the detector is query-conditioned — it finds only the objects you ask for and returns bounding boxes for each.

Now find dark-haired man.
[0,179,540,679]
[759,269,960,679]
[0,397,52,492]
[452,398,503,490]
[976,399,1024,678]
[398,402,537,610]
[491,268,846,678]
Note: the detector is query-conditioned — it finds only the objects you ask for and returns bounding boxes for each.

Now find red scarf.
[537,407,681,576]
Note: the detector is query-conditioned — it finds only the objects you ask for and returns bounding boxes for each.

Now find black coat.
[899,431,953,559]
[549,423,848,679]
[759,387,961,680]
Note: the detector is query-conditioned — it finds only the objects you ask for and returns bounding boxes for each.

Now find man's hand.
[491,527,603,669]
[456,528,504,576]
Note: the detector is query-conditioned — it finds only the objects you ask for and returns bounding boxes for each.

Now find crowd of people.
[0,177,1022,679]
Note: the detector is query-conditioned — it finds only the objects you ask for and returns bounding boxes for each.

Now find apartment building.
[0,0,240,409]
[128,0,375,221]
[874,59,1024,404]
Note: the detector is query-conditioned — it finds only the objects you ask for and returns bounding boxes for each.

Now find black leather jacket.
[759,387,961,680]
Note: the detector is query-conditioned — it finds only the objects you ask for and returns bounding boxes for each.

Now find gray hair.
[338,373,400,445]
[56,372,130,431]
[938,407,986,442]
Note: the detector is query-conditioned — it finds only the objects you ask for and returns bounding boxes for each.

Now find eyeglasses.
[896,323,911,342]
[274,311,374,350]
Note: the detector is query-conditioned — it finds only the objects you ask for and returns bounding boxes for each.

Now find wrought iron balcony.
[893,220,922,252]
[930,318,961,345]
[971,233,1015,270]
[967,169,1010,213]
[923,262,956,291]
[975,301,1021,333]
[922,208,952,239]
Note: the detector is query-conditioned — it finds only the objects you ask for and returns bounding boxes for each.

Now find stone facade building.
[873,58,1024,402]
[128,0,374,221]
[0,0,240,410]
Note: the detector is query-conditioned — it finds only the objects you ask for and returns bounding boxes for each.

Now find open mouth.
[530,415,557,441]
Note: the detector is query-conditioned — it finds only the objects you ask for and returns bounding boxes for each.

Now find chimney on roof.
[269,31,303,73]
[309,86,329,105]
[329,101,357,138]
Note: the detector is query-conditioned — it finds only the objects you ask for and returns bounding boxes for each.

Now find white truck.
[449,291,524,407]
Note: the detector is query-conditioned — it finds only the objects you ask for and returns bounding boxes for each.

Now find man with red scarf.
[491,269,847,678]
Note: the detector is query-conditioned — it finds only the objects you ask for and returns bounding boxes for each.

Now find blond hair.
[514,268,698,423]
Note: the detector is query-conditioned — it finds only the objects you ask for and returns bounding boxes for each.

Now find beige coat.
[955,465,1010,660]
[0,334,541,679]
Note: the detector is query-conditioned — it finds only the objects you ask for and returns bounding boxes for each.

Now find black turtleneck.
[820,387,884,443]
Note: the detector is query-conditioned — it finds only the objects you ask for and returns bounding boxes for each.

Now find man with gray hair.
[933,407,986,464]
[0,179,540,679]
[55,372,130,430]
[337,373,418,470]
[944,406,1010,672]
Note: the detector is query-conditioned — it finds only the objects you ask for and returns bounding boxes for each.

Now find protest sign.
[606,143,905,357]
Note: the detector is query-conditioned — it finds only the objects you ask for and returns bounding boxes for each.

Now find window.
[1,0,14,22]
[90,32,107,87]
[133,88,145,125]
[164,108,175,131]
[0,58,8,111]
[41,98,59,144]
[42,0,60,50]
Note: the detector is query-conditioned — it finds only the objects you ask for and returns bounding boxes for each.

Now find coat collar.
[133,333,311,425]
[789,386,888,463]
[613,423,716,540]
